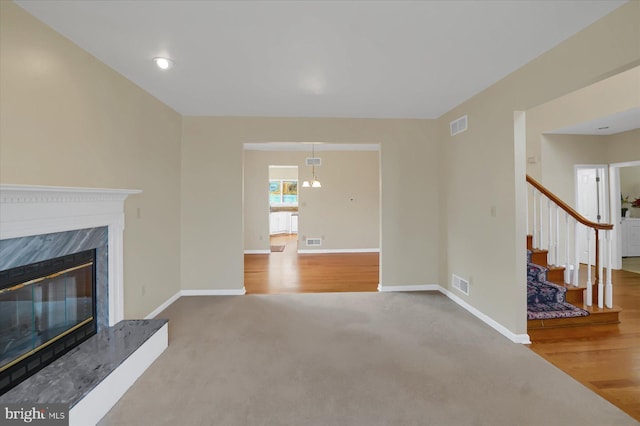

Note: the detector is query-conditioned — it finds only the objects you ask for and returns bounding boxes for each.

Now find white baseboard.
[72,323,168,426]
[377,283,531,344]
[377,284,440,292]
[298,248,380,254]
[145,285,530,344]
[144,288,247,320]
[244,250,270,254]
[181,288,247,296]
[439,287,531,344]
[145,291,181,319]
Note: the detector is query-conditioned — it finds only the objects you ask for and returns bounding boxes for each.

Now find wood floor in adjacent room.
[244,234,379,294]
[529,266,640,421]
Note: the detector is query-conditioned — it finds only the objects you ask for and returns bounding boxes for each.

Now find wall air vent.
[450,115,468,136]
[306,157,322,166]
[306,238,322,247]
[452,274,469,295]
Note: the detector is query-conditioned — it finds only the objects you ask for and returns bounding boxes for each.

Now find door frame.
[610,160,640,269]
[574,164,609,265]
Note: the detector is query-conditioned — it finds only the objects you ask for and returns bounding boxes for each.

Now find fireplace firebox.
[0,249,97,394]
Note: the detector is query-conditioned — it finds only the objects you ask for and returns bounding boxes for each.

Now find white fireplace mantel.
[0,184,141,326]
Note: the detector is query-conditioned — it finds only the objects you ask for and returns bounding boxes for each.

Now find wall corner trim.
[145,291,182,319]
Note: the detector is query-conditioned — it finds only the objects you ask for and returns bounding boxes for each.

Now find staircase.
[526,175,621,330]
[527,235,621,330]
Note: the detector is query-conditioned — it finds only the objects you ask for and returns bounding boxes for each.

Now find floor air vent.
[306,238,322,247]
[452,274,469,295]
[450,115,468,136]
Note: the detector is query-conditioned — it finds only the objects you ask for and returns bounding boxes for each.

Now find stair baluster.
[586,228,593,306]
[573,220,580,287]
[598,233,604,308]
[526,175,613,307]
[553,204,560,266]
[564,213,570,284]
[532,188,537,248]
[606,230,613,308]
[547,198,552,262]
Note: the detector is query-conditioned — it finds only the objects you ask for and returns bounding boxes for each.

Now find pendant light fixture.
[302,144,321,188]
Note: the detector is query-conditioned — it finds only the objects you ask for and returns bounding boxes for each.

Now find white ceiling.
[15,0,627,119]
[548,107,640,136]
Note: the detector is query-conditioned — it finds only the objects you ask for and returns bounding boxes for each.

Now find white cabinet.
[291,214,298,234]
[621,218,640,257]
[270,212,296,235]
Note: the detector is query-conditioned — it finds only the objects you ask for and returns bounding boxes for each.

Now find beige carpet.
[98,293,637,425]
[622,257,640,274]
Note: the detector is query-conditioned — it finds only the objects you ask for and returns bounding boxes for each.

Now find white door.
[576,166,608,264]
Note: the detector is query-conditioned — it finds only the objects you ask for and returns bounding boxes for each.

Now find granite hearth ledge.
[0,319,168,426]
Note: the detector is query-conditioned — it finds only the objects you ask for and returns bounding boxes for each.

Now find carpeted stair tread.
[527,280,566,304]
[526,250,589,321]
[527,302,590,320]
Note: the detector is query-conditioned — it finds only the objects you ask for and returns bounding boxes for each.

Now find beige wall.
[268,166,298,181]
[0,2,183,319]
[539,129,640,209]
[245,150,380,252]
[526,66,640,182]
[527,67,640,188]
[438,1,640,335]
[181,117,438,291]
[608,128,640,164]
[540,134,607,207]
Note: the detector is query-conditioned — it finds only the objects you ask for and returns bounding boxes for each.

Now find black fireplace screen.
[0,250,97,394]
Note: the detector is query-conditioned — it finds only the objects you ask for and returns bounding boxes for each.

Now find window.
[269,180,298,205]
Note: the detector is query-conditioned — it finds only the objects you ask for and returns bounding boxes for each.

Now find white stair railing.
[526,175,614,308]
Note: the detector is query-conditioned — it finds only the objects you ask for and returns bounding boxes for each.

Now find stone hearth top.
[0,319,167,407]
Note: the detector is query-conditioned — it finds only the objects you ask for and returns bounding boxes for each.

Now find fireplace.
[0,249,98,394]
[0,185,169,425]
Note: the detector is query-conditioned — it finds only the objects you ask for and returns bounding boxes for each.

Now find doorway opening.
[268,165,299,253]
[243,143,381,294]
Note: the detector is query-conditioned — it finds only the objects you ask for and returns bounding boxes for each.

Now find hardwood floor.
[244,234,379,294]
[529,266,640,421]
[245,239,639,420]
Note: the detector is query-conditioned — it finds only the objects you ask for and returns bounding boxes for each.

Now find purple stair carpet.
[527,250,589,320]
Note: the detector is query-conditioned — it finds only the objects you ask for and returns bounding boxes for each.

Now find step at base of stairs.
[530,249,548,268]
[528,305,621,330]
[546,266,565,284]
[559,283,599,305]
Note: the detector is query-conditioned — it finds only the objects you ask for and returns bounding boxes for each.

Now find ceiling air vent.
[306,157,322,166]
[452,274,469,295]
[450,115,468,136]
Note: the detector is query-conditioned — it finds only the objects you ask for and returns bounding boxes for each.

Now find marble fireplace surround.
[0,184,141,326]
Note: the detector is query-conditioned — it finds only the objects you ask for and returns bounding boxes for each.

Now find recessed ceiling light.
[153,57,173,70]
